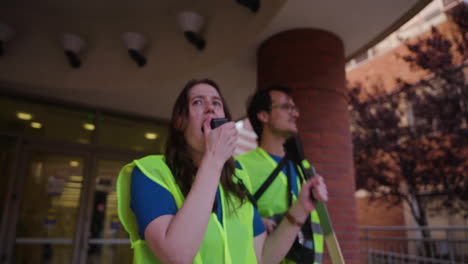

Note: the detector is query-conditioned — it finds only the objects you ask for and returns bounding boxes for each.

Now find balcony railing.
[359,226,468,264]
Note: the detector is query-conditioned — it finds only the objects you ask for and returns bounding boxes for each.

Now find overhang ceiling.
[0,0,430,120]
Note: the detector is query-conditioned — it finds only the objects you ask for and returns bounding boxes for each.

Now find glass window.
[98,114,169,153]
[0,96,95,144]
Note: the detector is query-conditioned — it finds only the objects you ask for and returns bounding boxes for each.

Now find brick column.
[257,29,360,263]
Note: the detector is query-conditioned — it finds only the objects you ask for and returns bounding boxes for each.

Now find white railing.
[359,226,468,264]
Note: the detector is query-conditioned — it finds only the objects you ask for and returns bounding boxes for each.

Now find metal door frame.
[0,135,23,264]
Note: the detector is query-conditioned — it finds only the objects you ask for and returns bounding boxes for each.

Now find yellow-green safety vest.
[236,147,324,264]
[117,155,258,264]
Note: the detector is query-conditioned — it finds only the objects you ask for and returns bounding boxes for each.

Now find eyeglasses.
[271,103,300,114]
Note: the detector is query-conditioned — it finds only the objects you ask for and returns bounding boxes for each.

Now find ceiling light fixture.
[62,33,85,68]
[69,161,80,167]
[31,122,42,129]
[83,123,95,131]
[17,112,32,120]
[0,22,15,56]
[235,0,260,13]
[145,132,158,140]
[123,32,147,67]
[177,11,206,50]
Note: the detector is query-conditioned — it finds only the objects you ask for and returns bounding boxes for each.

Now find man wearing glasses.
[236,86,328,264]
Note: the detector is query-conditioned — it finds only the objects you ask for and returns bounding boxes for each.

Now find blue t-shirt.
[130,166,265,239]
[269,154,299,196]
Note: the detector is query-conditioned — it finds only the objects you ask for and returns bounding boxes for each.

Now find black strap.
[235,175,258,208]
[253,156,289,201]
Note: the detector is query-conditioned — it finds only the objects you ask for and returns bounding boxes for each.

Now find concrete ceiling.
[0,0,430,121]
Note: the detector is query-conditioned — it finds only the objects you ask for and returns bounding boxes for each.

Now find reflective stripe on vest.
[236,148,324,264]
[117,155,258,264]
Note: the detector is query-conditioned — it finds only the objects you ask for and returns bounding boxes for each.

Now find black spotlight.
[128,49,147,67]
[64,50,81,68]
[62,33,85,69]
[177,12,206,51]
[236,0,260,13]
[184,31,206,50]
[123,32,147,67]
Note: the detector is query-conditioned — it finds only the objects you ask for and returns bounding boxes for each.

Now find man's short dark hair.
[247,85,292,142]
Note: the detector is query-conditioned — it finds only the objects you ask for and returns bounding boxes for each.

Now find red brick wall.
[347,20,465,95]
[356,196,405,227]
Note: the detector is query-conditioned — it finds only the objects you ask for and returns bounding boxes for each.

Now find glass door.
[4,147,140,264]
[13,151,87,264]
[82,159,132,264]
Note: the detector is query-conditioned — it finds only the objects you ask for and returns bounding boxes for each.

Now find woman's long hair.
[164,79,246,206]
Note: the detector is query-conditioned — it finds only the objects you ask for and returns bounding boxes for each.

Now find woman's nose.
[205,102,215,113]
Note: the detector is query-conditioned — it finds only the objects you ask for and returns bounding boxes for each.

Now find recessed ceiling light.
[70,161,80,167]
[17,112,32,120]
[83,123,95,131]
[31,122,42,129]
[145,132,158,140]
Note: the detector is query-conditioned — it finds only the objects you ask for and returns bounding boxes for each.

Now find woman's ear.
[174,116,185,131]
[257,110,269,124]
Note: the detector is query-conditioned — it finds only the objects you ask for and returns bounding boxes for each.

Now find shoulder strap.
[234,175,258,208]
[253,156,289,201]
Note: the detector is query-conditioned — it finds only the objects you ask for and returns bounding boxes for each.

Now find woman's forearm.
[261,202,310,264]
[146,155,224,263]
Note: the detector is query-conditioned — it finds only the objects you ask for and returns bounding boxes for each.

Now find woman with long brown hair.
[117,79,326,264]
